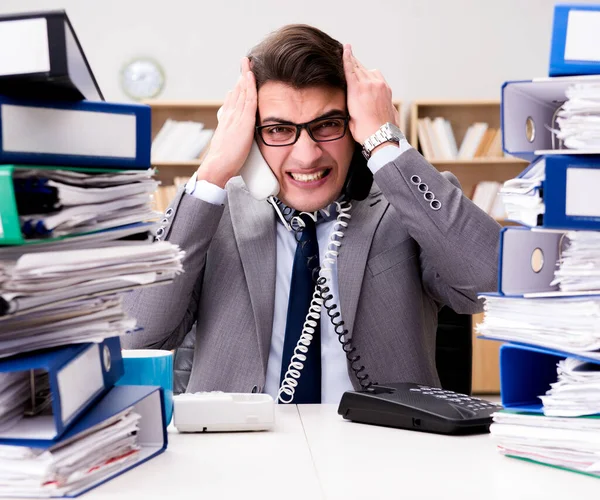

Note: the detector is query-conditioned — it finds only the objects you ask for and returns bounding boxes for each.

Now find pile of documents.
[0,9,173,496]
[0,408,143,497]
[491,412,600,476]
[498,157,545,227]
[539,357,600,417]
[477,295,600,357]
[480,4,600,480]
[0,384,165,497]
[0,242,183,316]
[554,82,600,150]
[552,231,600,292]
[12,168,159,239]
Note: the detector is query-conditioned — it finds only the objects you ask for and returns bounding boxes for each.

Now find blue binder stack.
[0,10,178,497]
[477,3,600,479]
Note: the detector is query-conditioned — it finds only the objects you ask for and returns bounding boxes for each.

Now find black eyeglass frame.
[255,115,351,147]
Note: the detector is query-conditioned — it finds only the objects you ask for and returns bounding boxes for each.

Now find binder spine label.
[0,18,50,76]
[566,168,600,217]
[1,104,138,158]
[57,344,103,424]
[564,9,600,62]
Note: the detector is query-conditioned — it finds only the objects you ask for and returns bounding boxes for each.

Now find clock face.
[120,58,165,100]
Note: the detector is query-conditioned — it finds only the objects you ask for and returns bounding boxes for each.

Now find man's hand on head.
[197,57,257,189]
[342,44,400,151]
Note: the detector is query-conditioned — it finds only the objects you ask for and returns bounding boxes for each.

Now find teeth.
[290,170,326,182]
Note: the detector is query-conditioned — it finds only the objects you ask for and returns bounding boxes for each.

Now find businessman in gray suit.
[122,25,500,404]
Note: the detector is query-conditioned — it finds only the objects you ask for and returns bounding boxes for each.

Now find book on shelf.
[417,117,504,161]
[471,181,506,221]
[151,119,213,162]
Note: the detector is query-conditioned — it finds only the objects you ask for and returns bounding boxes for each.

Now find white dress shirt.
[185,140,412,403]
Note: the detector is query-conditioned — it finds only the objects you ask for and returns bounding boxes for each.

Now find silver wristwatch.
[362,122,405,160]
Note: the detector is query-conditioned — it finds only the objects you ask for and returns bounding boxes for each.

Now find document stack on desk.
[478,2,600,480]
[0,10,174,496]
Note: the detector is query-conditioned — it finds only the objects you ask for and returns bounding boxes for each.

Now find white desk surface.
[55,405,600,499]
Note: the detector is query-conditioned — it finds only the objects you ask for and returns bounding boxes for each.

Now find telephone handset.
[215,106,280,201]
[240,140,281,201]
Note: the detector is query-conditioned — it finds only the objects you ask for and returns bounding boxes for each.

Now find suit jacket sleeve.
[373,148,500,314]
[121,188,225,350]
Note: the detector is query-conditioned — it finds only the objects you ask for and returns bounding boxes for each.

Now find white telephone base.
[173,392,275,432]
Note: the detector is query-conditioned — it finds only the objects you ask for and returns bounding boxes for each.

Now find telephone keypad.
[410,385,502,412]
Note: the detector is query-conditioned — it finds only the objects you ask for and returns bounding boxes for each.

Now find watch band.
[362,123,403,160]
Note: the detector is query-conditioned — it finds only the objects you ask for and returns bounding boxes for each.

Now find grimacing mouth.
[287,168,332,183]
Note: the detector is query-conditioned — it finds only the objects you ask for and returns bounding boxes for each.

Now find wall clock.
[120,58,165,100]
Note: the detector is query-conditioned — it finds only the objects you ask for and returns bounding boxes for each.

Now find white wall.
[1,0,597,110]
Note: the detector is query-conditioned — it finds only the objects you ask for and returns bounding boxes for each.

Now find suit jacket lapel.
[338,187,388,339]
[228,181,276,376]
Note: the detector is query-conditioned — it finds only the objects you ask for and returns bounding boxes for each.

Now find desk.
[69,405,598,499]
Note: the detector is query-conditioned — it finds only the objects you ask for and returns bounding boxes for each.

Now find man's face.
[256,82,354,212]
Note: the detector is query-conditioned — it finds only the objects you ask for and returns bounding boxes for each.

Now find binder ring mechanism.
[24,370,52,417]
[528,101,566,150]
[549,101,566,150]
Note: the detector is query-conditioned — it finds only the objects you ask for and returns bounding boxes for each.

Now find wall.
[0,0,596,110]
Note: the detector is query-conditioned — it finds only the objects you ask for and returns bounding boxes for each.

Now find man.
[122,25,499,404]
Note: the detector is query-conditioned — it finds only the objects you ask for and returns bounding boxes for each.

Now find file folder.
[501,76,600,160]
[499,342,600,413]
[0,385,167,498]
[498,227,562,295]
[0,10,102,101]
[503,155,600,230]
[549,4,600,77]
[0,165,155,245]
[0,96,151,168]
[0,337,123,442]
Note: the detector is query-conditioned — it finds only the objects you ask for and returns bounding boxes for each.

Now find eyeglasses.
[256,115,350,147]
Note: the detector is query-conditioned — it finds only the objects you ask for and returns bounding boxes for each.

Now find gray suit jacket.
[121,149,500,393]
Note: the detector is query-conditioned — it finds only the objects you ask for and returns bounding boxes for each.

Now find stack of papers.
[499,158,545,227]
[477,295,600,357]
[539,357,600,417]
[0,371,32,433]
[0,370,50,433]
[0,242,184,316]
[490,411,600,477]
[12,168,159,240]
[0,296,133,358]
[554,83,600,150]
[0,408,141,497]
[552,231,600,292]
[0,223,158,262]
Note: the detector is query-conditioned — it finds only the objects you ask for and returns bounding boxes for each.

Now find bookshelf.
[409,100,527,394]
[409,100,528,197]
[146,99,403,211]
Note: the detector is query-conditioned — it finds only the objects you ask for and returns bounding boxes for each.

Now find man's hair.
[247,24,346,91]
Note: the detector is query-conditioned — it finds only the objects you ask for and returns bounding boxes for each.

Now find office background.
[0,0,594,395]
[1,0,599,104]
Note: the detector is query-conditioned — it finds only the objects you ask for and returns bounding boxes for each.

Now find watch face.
[120,58,165,100]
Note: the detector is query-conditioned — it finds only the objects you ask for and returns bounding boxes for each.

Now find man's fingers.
[371,69,386,81]
[234,71,247,114]
[350,53,369,81]
[223,90,233,110]
[241,70,257,119]
[240,57,250,74]
[343,44,358,82]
